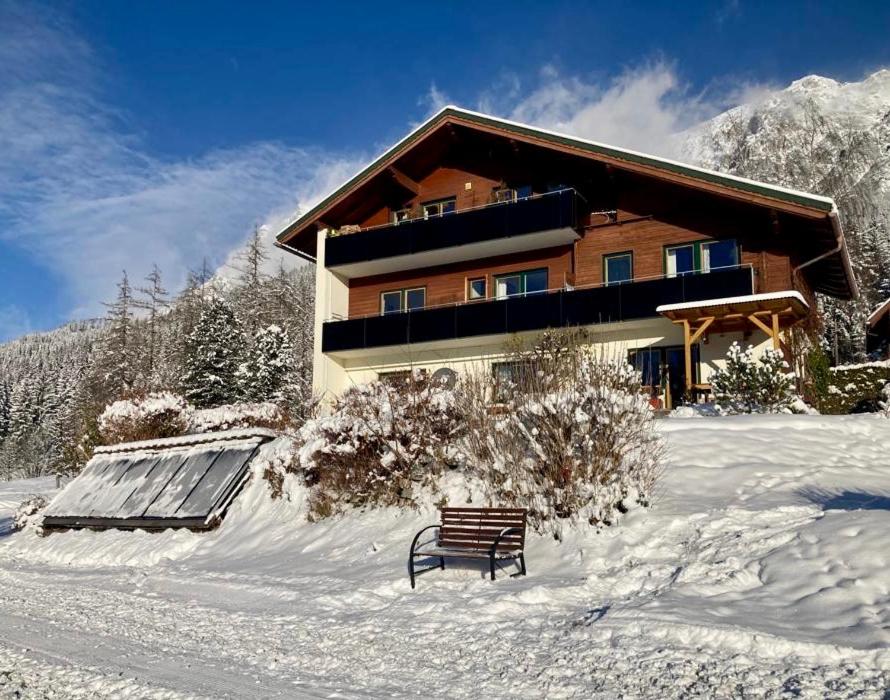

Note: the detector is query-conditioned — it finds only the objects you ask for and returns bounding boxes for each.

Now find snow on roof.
[93,428,279,455]
[656,291,809,314]
[867,297,890,325]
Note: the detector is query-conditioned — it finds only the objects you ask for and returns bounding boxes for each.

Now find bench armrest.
[490,527,523,556]
[409,524,440,556]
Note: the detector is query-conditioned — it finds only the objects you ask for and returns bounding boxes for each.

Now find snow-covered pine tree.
[181,296,246,407]
[710,343,796,413]
[135,264,170,390]
[236,324,295,403]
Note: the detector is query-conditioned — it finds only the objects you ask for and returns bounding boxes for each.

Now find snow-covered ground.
[1,415,890,698]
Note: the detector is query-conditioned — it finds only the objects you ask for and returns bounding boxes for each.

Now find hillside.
[1,415,889,697]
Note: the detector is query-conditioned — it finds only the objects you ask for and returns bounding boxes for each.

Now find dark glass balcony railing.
[324,188,581,269]
[322,266,754,353]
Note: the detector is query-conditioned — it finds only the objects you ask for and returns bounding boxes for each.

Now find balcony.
[324,188,583,278]
[322,265,755,355]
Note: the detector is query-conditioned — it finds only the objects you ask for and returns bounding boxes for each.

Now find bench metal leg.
[519,554,527,576]
[410,559,416,589]
[489,554,496,581]
[440,556,445,570]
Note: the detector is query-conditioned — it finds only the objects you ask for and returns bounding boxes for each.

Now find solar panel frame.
[42,435,271,532]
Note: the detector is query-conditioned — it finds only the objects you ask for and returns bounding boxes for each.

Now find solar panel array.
[43,437,267,531]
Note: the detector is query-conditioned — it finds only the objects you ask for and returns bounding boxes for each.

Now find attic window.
[422,198,456,218]
[392,208,411,225]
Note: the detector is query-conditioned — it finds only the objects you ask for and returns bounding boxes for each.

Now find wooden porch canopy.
[656,291,810,392]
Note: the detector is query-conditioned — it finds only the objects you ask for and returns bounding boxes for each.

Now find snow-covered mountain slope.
[1,416,889,697]
[682,70,890,206]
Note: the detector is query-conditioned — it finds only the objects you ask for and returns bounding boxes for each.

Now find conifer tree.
[96,270,136,397]
[236,324,294,403]
[181,296,246,407]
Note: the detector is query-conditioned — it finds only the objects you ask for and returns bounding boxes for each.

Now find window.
[666,244,696,277]
[492,360,538,401]
[380,287,426,315]
[493,188,516,203]
[701,239,739,272]
[378,370,411,386]
[392,208,411,225]
[495,268,548,299]
[405,288,425,311]
[467,277,486,300]
[604,252,633,286]
[422,198,456,218]
[665,240,739,277]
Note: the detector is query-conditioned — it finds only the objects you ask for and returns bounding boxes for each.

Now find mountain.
[680,70,890,360]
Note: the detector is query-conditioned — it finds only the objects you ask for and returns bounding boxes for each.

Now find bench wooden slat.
[409,507,528,588]
[438,530,523,543]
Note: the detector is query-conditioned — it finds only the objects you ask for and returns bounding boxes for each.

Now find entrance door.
[629,345,700,407]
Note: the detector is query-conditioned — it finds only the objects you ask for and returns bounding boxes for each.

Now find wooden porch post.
[771,312,781,351]
[682,319,692,392]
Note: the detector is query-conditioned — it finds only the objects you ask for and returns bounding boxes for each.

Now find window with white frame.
[422,198,456,218]
[380,287,426,315]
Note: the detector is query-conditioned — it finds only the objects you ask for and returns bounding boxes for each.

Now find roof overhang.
[277,106,855,299]
[868,297,890,327]
[657,291,810,331]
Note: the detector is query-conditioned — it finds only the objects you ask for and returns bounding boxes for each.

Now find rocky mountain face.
[681,70,890,361]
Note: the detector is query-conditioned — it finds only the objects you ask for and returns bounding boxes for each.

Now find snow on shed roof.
[656,291,809,315]
[93,428,279,455]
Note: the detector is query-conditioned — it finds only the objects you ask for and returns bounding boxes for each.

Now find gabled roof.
[276,105,856,299]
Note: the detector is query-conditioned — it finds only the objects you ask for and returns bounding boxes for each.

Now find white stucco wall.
[313,312,777,402]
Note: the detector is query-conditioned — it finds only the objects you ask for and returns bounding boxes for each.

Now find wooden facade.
[343,161,809,318]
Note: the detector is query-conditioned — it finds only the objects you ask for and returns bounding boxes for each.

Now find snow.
[92,427,278,454]
[1,416,890,697]
[656,290,808,314]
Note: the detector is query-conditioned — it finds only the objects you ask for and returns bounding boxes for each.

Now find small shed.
[42,429,276,532]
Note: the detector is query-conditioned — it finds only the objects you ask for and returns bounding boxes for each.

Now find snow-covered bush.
[189,402,289,433]
[819,362,890,414]
[880,383,890,418]
[13,494,47,531]
[710,343,796,414]
[299,370,461,517]
[98,392,192,444]
[457,331,662,534]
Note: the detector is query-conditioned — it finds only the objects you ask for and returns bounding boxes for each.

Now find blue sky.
[2,0,890,341]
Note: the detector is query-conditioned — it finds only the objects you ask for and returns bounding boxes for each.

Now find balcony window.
[702,239,739,272]
[666,244,696,277]
[467,277,486,300]
[422,198,456,219]
[665,239,739,277]
[380,287,426,314]
[493,188,516,203]
[495,268,548,299]
[604,252,633,286]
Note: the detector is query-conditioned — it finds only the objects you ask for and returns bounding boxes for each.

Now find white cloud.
[464,62,774,158]
[0,3,363,323]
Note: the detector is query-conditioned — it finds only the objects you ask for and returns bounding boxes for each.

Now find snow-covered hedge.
[710,343,797,414]
[298,370,461,517]
[880,383,890,418]
[456,332,661,533]
[189,402,288,434]
[819,361,890,414]
[299,331,662,534]
[98,392,192,444]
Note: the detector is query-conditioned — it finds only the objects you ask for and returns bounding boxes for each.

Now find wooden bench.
[409,507,527,589]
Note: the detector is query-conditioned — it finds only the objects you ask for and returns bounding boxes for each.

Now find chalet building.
[276,107,857,408]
